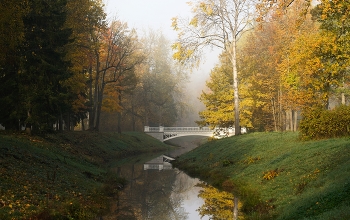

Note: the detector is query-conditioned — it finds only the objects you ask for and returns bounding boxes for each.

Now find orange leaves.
[71,94,87,113]
[263,169,280,180]
[102,84,122,112]
[278,17,346,109]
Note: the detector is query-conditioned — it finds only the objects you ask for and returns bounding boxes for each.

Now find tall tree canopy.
[0,0,106,133]
[89,20,143,131]
[172,0,257,135]
[313,0,350,106]
[0,0,28,130]
[198,53,235,128]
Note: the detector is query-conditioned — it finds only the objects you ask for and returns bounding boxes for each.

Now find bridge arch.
[163,132,213,141]
[144,126,242,142]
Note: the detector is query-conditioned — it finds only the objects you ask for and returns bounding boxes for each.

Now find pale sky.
[103,0,220,69]
[103,0,191,41]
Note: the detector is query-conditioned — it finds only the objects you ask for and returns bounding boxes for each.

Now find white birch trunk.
[231,40,241,135]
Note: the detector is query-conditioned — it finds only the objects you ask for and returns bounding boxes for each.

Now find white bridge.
[144,126,246,142]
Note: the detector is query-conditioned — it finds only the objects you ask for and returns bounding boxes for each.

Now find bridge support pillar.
[145,132,164,142]
[144,126,164,142]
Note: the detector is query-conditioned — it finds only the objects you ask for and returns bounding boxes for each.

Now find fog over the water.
[104,0,221,126]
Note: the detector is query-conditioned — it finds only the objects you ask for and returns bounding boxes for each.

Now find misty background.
[103,0,220,127]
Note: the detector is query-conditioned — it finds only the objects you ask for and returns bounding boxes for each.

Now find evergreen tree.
[21,0,72,132]
[0,1,28,130]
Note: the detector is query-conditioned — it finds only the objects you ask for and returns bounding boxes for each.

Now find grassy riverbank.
[173,132,350,220]
[0,131,170,219]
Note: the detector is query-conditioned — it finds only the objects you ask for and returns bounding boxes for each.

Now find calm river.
[103,136,213,220]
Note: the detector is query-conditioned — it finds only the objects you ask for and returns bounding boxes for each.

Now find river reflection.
[103,136,235,220]
[105,162,209,219]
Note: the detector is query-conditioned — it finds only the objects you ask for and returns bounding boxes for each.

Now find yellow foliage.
[171,42,194,62]
[263,169,280,180]
[197,183,237,219]
[199,2,213,15]
[171,17,178,30]
[189,17,198,27]
[102,85,122,112]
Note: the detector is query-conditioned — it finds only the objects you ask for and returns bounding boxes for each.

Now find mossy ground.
[173,132,350,220]
[0,131,170,219]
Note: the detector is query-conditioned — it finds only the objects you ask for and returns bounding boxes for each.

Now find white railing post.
[144,126,149,132]
[159,126,164,132]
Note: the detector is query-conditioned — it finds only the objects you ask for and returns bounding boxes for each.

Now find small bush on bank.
[299,105,350,140]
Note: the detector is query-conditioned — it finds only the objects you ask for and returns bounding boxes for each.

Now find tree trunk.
[91,58,101,130]
[231,40,241,135]
[289,109,293,131]
[271,98,277,132]
[59,112,63,131]
[117,90,122,134]
[25,124,31,135]
[88,66,94,129]
[285,110,290,131]
[279,84,283,131]
[25,106,32,135]
[90,85,98,130]
[293,110,298,132]
[81,119,85,131]
[132,104,136,131]
[67,112,71,131]
[95,86,103,131]
[233,197,239,220]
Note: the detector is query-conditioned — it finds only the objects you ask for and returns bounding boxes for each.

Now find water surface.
[103,136,211,219]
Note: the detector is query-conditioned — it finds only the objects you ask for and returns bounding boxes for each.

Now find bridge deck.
[145,126,213,133]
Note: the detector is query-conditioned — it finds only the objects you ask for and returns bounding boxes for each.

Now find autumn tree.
[256,0,311,22]
[198,52,243,129]
[0,0,112,133]
[278,24,330,107]
[277,0,349,114]
[89,20,143,131]
[312,0,350,106]
[172,0,257,135]
[238,22,284,131]
[238,0,319,131]
[62,0,106,130]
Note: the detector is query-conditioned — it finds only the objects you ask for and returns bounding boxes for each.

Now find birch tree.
[172,0,257,135]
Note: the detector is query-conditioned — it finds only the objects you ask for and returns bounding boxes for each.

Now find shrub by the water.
[299,105,350,140]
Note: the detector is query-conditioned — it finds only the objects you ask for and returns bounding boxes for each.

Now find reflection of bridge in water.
[143,155,175,170]
[144,126,246,142]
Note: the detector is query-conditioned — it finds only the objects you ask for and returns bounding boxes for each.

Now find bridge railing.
[163,127,212,132]
[144,126,212,133]
[144,126,161,132]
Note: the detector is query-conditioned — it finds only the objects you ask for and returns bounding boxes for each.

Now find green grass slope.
[173,132,350,220]
[0,131,169,219]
